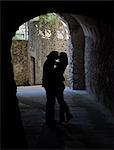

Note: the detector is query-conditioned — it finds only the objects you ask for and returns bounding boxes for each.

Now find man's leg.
[46,89,56,126]
[56,90,65,123]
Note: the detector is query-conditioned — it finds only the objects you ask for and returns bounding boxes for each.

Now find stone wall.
[73,15,114,113]
[70,21,85,90]
[62,14,85,90]
[62,14,114,112]
[93,23,114,112]
[11,40,29,85]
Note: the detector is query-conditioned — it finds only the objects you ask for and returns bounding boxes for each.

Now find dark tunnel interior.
[1,1,114,149]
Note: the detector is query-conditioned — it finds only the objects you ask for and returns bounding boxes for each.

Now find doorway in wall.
[31,56,35,85]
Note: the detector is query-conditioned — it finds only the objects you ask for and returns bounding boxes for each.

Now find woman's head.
[59,52,68,65]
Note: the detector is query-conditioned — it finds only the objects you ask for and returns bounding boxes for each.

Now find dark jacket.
[42,59,56,89]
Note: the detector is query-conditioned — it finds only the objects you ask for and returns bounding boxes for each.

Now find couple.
[42,51,73,128]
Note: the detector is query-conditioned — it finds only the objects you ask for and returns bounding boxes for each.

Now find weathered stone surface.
[62,14,85,90]
[11,40,29,85]
[72,15,114,113]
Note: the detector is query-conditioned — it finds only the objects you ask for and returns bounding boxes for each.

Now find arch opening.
[11,13,86,90]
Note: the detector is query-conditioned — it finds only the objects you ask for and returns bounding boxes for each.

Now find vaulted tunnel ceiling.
[2,1,113,33]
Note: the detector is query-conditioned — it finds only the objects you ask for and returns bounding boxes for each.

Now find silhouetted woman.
[55,52,73,124]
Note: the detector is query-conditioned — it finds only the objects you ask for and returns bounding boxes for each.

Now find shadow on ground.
[36,122,114,149]
[37,123,90,149]
[17,86,114,149]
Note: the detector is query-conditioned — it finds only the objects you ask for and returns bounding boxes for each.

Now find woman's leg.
[56,89,72,123]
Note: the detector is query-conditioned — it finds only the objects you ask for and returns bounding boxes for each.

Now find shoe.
[66,114,73,123]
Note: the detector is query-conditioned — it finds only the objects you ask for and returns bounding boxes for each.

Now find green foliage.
[47,13,57,25]
[39,13,58,27]
[38,13,59,37]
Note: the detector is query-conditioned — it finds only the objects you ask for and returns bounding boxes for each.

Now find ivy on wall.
[39,13,57,26]
[37,13,61,37]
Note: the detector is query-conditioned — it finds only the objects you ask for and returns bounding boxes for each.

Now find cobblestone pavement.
[17,86,114,149]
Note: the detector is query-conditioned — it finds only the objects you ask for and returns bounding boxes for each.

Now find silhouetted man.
[42,51,58,127]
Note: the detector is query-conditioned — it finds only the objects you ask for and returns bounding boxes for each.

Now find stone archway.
[11,13,86,90]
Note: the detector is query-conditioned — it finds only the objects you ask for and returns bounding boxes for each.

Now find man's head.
[47,51,58,60]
